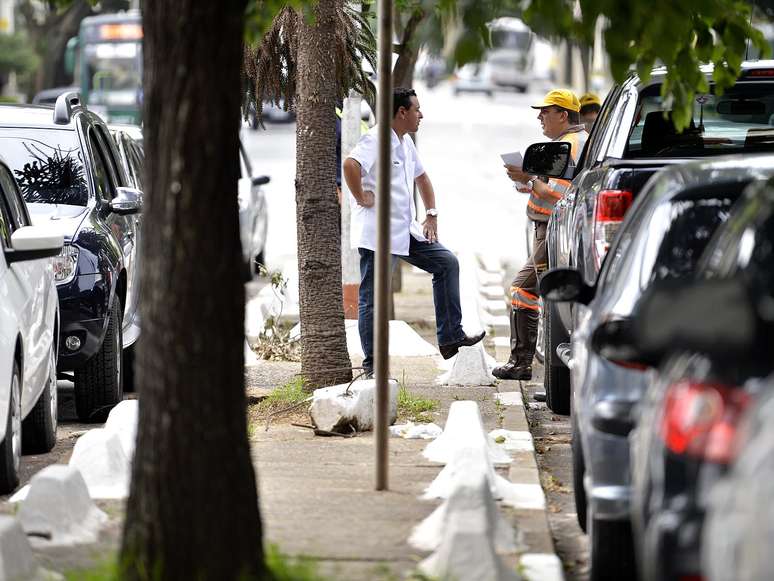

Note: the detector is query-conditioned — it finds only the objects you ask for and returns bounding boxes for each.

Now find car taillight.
[593,190,633,266]
[660,380,751,464]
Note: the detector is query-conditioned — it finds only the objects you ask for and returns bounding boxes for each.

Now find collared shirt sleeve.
[407,136,425,178]
[348,132,377,175]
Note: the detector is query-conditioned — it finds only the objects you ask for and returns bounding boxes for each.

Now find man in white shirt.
[343,87,484,376]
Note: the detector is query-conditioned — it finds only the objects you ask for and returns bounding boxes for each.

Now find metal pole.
[374,0,393,491]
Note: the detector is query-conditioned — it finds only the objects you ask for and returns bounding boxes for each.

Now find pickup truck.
[543,61,774,414]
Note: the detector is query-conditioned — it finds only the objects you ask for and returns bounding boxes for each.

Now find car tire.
[0,362,22,494]
[544,302,571,415]
[571,413,587,532]
[588,517,637,581]
[22,342,58,454]
[74,297,123,423]
[535,303,545,365]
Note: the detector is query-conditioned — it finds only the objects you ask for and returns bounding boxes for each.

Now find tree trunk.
[295,0,353,388]
[392,9,425,89]
[121,1,266,579]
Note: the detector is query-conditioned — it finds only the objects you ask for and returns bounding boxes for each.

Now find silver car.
[238,140,269,276]
[539,154,774,580]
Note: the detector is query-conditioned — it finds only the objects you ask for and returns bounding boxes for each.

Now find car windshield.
[0,128,89,206]
[84,41,142,107]
[627,81,774,158]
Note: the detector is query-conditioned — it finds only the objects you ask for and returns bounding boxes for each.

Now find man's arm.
[343,158,375,208]
[415,172,438,243]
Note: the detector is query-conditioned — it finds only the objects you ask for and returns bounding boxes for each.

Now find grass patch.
[397,384,439,422]
[64,557,119,581]
[266,545,329,580]
[256,376,309,413]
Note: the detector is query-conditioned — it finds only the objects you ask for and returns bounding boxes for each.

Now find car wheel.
[588,517,637,581]
[571,413,587,532]
[22,342,58,454]
[534,302,545,365]
[0,362,22,494]
[74,297,123,423]
[544,301,570,415]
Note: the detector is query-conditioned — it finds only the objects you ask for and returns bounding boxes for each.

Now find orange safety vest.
[526,126,588,222]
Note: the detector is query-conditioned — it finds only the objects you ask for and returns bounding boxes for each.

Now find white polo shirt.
[347,126,427,256]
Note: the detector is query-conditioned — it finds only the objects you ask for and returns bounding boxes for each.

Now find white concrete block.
[495,392,524,407]
[481,285,506,300]
[520,553,564,581]
[478,253,503,274]
[494,336,511,348]
[104,399,139,460]
[423,400,511,466]
[437,345,495,387]
[410,470,518,555]
[485,299,508,314]
[478,269,504,286]
[310,379,398,433]
[17,465,107,546]
[0,516,61,580]
[340,319,440,358]
[244,339,259,368]
[423,445,513,501]
[500,483,546,510]
[244,292,266,345]
[418,472,520,581]
[489,429,534,452]
[68,428,130,499]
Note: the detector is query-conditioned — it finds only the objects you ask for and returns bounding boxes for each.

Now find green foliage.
[0,33,39,81]
[397,383,439,421]
[265,545,330,580]
[522,0,770,130]
[259,376,310,411]
[64,557,119,581]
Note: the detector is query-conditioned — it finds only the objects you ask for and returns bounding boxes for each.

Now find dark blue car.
[0,93,141,421]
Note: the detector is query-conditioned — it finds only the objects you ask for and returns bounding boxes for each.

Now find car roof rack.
[53,92,83,125]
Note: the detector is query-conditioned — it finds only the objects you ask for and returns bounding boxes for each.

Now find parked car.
[623,176,774,581]
[0,92,142,422]
[538,151,774,581]
[238,139,269,275]
[543,61,774,414]
[31,86,79,106]
[703,375,774,581]
[486,17,534,92]
[451,63,495,97]
[0,158,63,493]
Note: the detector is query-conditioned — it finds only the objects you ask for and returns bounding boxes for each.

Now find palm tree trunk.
[295,0,353,387]
[121,1,266,579]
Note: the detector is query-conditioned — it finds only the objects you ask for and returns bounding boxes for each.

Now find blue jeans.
[358,236,465,371]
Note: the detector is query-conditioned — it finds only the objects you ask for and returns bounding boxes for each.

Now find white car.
[0,163,63,493]
[238,140,269,275]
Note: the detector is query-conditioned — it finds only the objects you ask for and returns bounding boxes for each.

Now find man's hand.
[356,190,375,208]
[504,164,533,184]
[423,216,438,243]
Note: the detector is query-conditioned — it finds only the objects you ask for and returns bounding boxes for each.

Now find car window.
[582,84,623,168]
[94,125,123,191]
[128,142,144,190]
[626,82,774,158]
[0,128,89,206]
[239,140,252,179]
[88,129,116,201]
[0,165,29,228]
[0,191,13,247]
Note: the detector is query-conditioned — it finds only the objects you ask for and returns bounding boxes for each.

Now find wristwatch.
[426,208,438,217]
[526,178,536,191]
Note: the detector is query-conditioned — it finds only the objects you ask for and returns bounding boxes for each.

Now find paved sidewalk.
[247,264,562,580]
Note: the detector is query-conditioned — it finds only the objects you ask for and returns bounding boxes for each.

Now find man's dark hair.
[565,109,580,125]
[580,103,601,116]
[393,87,417,117]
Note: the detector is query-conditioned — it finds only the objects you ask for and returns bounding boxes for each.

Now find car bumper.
[56,273,110,369]
[585,426,632,520]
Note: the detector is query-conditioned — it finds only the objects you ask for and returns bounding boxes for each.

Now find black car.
[0,93,142,421]
[622,174,774,581]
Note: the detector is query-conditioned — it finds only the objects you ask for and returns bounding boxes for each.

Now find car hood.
[26,203,88,239]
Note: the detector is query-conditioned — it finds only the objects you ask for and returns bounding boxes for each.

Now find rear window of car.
[626,82,774,158]
[0,128,89,206]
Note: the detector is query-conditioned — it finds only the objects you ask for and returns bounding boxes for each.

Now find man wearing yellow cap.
[580,92,602,132]
[493,89,588,381]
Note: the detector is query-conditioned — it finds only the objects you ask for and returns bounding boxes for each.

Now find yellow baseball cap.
[580,92,601,107]
[531,89,581,113]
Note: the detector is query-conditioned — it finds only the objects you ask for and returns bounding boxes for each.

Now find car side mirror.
[633,278,756,361]
[522,141,572,178]
[111,187,143,215]
[5,226,64,263]
[539,268,594,305]
[252,175,270,186]
[590,318,653,368]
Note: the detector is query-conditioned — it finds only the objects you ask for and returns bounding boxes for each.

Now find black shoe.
[439,331,486,360]
[492,361,533,381]
[533,391,546,402]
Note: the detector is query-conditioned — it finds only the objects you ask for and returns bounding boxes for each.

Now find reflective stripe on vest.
[526,129,588,222]
[511,286,540,310]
